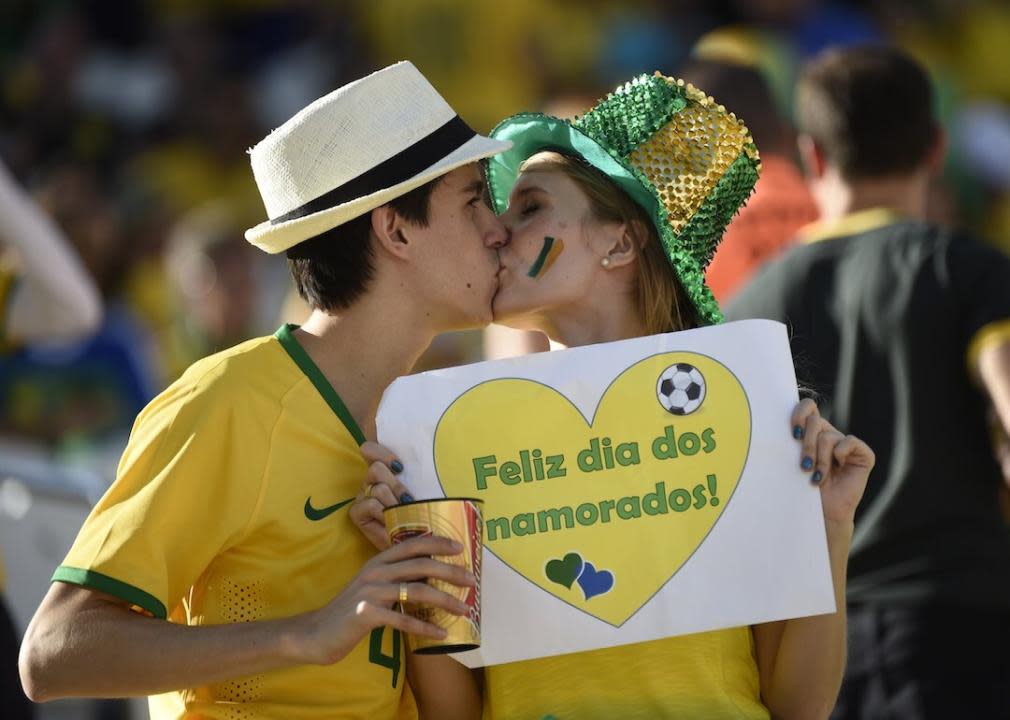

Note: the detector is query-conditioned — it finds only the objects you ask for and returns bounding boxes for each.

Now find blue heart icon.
[576,562,614,600]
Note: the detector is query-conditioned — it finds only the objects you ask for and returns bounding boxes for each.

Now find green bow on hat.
[487,72,761,326]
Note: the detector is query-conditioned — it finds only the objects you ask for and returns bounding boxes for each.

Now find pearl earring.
[601,257,611,268]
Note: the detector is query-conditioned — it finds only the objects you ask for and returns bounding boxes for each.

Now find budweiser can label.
[385,498,483,654]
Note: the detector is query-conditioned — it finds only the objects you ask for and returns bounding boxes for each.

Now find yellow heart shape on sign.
[434,352,751,626]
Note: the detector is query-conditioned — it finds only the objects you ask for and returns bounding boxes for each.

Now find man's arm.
[19,535,474,702]
[978,337,1010,443]
[0,159,101,342]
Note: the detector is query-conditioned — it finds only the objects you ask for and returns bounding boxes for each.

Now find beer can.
[384,498,483,654]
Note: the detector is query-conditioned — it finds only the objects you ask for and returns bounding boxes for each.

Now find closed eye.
[510,184,547,219]
[519,201,540,217]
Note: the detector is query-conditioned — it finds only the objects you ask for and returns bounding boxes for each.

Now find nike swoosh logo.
[304,496,354,521]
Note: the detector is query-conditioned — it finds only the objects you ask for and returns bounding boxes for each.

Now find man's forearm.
[979,339,1010,440]
[22,534,474,702]
[20,583,309,701]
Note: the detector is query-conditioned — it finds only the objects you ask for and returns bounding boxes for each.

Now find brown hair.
[796,45,937,179]
[520,152,698,334]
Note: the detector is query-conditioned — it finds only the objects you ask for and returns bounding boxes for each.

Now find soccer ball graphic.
[657,363,706,415]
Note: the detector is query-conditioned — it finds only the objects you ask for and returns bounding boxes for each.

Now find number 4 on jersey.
[368,627,402,688]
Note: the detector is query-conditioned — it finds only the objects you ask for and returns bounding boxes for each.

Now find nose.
[483,209,510,250]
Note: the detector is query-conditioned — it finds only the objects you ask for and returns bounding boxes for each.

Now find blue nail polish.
[399,492,415,503]
[811,470,822,484]
[801,456,814,471]
[390,460,404,474]
[792,425,804,439]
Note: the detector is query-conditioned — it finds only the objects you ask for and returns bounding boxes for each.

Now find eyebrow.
[511,185,546,201]
[461,180,484,196]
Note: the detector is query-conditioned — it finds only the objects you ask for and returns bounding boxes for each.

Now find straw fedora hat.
[245,61,512,254]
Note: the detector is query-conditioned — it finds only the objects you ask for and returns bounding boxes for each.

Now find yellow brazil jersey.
[484,627,770,720]
[54,324,416,720]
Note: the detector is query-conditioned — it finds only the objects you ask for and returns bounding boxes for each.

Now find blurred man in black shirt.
[727,46,1010,718]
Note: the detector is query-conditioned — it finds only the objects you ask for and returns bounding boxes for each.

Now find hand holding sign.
[791,399,874,525]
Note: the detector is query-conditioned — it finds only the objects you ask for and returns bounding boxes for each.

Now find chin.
[491,303,542,332]
[492,286,538,323]
[491,296,521,325]
[458,300,496,331]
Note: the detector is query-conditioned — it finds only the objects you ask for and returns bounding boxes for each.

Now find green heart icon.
[545,552,584,589]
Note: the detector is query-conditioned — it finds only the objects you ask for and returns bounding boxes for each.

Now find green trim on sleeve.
[274,323,367,445]
[52,566,167,619]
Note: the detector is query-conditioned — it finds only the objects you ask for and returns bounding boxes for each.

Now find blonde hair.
[520,152,697,334]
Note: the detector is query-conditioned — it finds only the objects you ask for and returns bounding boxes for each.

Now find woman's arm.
[754,520,853,719]
[407,654,482,720]
[754,400,873,719]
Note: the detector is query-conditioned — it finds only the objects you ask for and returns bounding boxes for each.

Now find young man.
[726,46,1010,718]
[18,61,511,719]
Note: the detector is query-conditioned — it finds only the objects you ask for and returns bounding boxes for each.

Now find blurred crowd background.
[1,1,1009,716]
[4,0,1010,449]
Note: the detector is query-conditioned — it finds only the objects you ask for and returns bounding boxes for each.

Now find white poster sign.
[377,319,834,667]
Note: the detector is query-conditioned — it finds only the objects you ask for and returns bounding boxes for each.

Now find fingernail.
[399,492,415,503]
[801,456,814,471]
[792,425,804,439]
[390,460,404,474]
[451,540,464,552]
[456,602,469,614]
[465,571,476,583]
[811,470,823,484]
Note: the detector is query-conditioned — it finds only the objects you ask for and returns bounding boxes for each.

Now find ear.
[797,133,827,180]
[601,220,643,269]
[370,205,412,260]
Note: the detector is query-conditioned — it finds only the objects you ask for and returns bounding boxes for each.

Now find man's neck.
[295,298,435,441]
[812,168,929,223]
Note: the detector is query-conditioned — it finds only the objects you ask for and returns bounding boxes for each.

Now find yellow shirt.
[484,627,769,720]
[0,264,17,360]
[55,324,415,720]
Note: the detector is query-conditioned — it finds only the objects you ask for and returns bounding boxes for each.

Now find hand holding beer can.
[384,498,483,654]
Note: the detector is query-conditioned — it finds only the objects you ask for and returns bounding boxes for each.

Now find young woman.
[353,72,874,720]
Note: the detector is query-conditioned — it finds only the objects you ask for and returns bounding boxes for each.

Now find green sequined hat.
[487,72,761,326]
